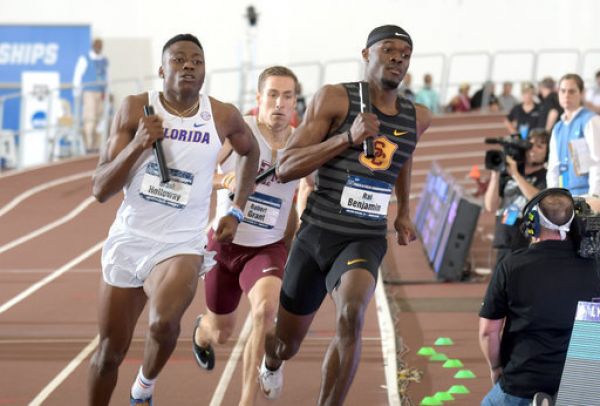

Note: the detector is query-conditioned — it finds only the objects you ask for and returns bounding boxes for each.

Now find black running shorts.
[280,223,387,315]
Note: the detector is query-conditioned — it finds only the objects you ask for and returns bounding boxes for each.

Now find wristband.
[226,206,244,223]
[347,129,353,146]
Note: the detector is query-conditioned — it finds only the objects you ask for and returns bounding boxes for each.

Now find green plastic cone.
[429,352,449,362]
[443,359,464,368]
[434,337,454,346]
[454,369,476,379]
[419,396,443,405]
[434,391,455,401]
[448,384,470,394]
[417,346,436,356]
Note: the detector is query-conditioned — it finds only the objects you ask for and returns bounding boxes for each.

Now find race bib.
[340,175,392,220]
[139,163,193,209]
[243,192,282,229]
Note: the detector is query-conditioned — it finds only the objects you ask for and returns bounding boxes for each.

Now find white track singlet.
[109,91,222,243]
[214,115,298,246]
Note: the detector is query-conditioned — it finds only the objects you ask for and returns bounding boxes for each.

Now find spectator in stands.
[585,70,600,114]
[294,82,307,126]
[447,83,471,112]
[547,73,600,196]
[471,81,499,111]
[73,38,109,153]
[484,129,549,268]
[479,188,600,405]
[498,81,518,113]
[415,73,440,114]
[398,72,415,101]
[503,82,540,139]
[537,77,563,132]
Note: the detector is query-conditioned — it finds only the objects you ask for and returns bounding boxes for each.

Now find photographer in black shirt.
[484,129,550,268]
[479,188,600,405]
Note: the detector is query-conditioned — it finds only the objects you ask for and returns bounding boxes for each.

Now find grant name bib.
[139,163,193,209]
[340,175,392,220]
[243,192,282,229]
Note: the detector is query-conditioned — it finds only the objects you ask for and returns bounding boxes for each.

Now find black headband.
[366,25,413,49]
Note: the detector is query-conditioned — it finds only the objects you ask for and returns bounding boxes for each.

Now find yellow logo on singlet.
[359,136,398,171]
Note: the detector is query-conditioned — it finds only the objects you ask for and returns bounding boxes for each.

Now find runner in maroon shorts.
[192,66,303,406]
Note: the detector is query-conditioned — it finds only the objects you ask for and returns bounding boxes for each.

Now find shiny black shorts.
[280,223,387,315]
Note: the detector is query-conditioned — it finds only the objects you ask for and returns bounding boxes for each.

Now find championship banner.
[0,24,90,132]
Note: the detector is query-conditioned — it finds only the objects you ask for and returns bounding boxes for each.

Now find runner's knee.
[251,298,278,328]
[93,338,128,374]
[148,317,180,345]
[275,335,302,361]
[336,300,367,342]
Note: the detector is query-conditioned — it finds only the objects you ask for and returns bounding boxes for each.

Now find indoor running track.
[0,156,397,406]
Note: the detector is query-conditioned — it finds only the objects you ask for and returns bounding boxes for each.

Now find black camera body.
[573,197,600,259]
[484,135,532,173]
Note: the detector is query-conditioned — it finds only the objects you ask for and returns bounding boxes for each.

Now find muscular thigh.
[144,254,202,319]
[96,280,147,348]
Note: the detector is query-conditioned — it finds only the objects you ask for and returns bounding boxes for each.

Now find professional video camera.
[484,135,532,172]
[573,197,600,259]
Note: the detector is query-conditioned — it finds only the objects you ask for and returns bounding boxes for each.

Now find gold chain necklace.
[160,93,199,117]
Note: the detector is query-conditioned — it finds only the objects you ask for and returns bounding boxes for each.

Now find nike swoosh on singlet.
[193,123,206,128]
[347,259,368,266]
[393,130,408,136]
[262,266,279,273]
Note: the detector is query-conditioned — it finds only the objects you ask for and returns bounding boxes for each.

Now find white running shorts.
[101,226,216,288]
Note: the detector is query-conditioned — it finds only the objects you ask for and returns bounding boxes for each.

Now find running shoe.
[258,355,284,399]
[192,314,215,371]
[130,395,152,405]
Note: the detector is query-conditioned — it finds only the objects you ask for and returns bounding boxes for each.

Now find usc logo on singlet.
[359,136,398,171]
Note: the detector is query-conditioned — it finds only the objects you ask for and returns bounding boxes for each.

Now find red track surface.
[0,112,503,405]
[0,156,391,405]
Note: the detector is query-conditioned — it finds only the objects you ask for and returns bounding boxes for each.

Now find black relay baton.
[228,165,277,201]
[143,105,170,183]
[359,81,375,158]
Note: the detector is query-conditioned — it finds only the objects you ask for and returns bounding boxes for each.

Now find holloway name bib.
[139,163,193,209]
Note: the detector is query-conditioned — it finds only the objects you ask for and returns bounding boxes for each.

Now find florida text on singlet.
[109,91,222,243]
[301,82,418,237]
[214,115,299,246]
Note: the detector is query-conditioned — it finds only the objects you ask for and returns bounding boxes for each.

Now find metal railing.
[2,47,599,170]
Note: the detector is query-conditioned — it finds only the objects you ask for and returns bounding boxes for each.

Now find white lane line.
[0,155,97,180]
[0,171,94,218]
[0,196,96,255]
[0,240,104,315]
[209,314,253,406]
[29,334,100,406]
[375,268,400,406]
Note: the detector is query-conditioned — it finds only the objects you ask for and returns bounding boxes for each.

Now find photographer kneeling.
[479,188,600,406]
[484,129,550,268]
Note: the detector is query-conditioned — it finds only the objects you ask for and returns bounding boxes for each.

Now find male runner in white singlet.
[192,66,301,406]
[87,33,259,406]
